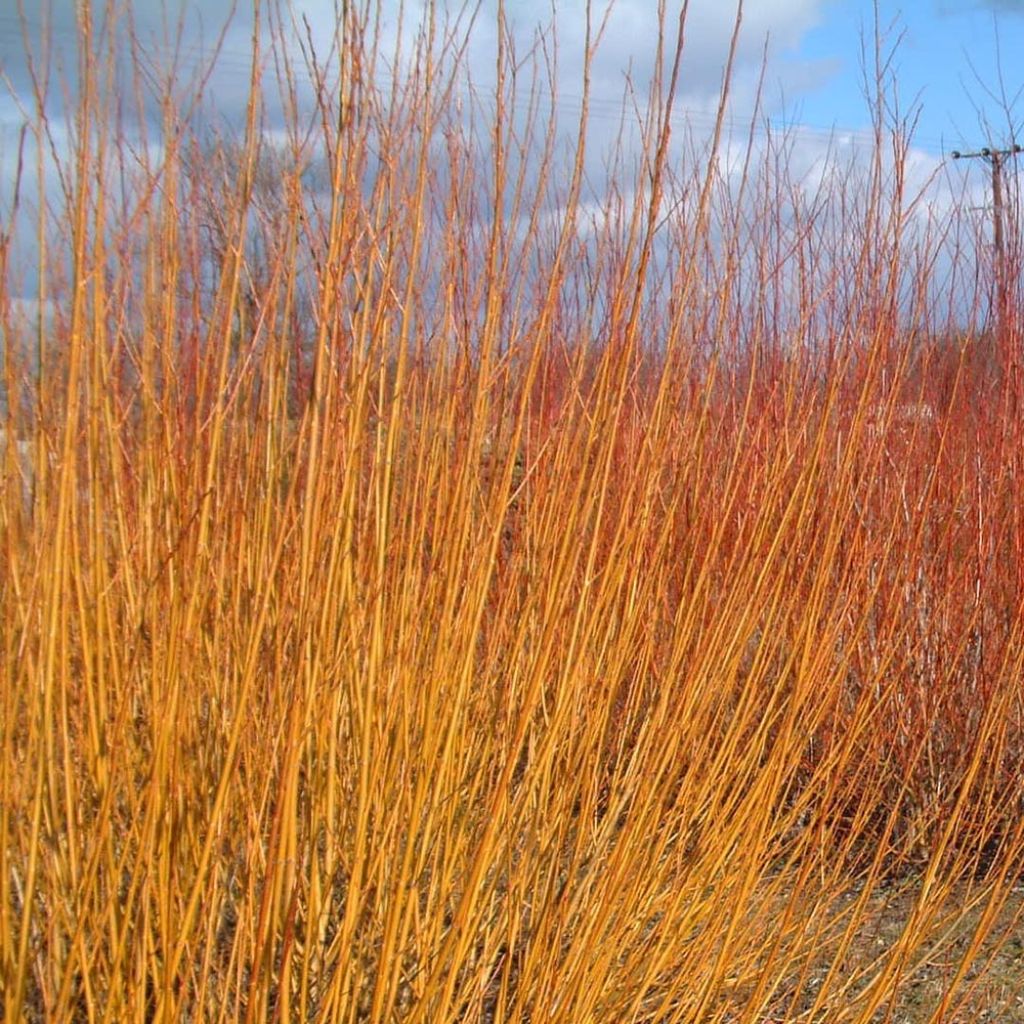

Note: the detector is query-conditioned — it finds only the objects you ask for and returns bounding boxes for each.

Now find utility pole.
[951,143,1022,348]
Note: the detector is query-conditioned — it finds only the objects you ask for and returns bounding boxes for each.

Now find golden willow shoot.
[2,2,1023,1021]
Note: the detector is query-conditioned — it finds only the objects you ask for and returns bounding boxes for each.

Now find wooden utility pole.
[951,143,1022,341]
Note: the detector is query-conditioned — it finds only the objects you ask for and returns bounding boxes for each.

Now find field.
[3,3,1024,1021]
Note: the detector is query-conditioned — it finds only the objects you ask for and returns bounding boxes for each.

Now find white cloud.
[63,1,838,128]
[12,0,971,318]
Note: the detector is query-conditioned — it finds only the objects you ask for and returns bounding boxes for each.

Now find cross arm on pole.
[950,144,1022,161]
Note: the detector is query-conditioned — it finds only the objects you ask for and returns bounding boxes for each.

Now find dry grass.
[2,2,1024,1021]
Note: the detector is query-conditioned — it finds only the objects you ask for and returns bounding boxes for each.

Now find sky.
[3,1,1022,152]
[1,0,1023,301]
[793,0,1024,155]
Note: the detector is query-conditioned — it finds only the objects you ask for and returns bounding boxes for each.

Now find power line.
[0,13,953,157]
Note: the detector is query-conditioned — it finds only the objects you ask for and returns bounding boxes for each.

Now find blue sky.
[787,1,1024,157]
[4,1,1022,143]
[2,0,1023,302]
[2,1,1022,161]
